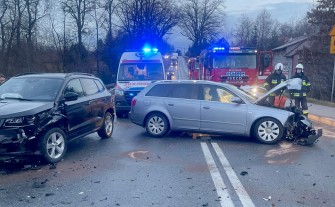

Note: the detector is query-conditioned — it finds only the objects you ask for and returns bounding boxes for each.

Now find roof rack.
[65,72,95,78]
[13,72,41,77]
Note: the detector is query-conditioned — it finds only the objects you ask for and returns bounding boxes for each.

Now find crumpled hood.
[254,78,302,104]
[0,100,54,118]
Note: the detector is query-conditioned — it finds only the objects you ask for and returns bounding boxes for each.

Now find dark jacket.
[263,72,287,96]
[290,72,311,97]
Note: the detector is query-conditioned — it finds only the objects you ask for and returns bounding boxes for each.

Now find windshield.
[0,77,63,101]
[213,54,257,69]
[117,63,164,81]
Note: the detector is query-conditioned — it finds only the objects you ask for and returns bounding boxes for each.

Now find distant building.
[272,36,310,78]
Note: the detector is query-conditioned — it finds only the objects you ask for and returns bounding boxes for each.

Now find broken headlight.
[3,110,50,128]
[4,115,36,127]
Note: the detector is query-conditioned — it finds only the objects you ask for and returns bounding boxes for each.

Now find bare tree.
[61,0,94,46]
[179,0,225,54]
[0,0,9,54]
[255,9,274,50]
[235,15,254,47]
[116,0,179,45]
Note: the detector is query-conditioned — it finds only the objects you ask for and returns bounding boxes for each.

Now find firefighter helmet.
[295,63,304,71]
[274,63,284,71]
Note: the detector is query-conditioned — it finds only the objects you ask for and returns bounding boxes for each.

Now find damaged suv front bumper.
[0,128,39,160]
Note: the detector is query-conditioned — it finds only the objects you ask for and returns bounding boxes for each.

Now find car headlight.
[4,116,36,127]
[115,89,124,96]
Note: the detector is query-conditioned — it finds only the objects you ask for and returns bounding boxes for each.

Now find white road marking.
[211,143,255,207]
[200,142,235,207]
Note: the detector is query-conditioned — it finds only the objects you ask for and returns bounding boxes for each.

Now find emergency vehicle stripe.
[271,80,277,84]
[303,110,309,115]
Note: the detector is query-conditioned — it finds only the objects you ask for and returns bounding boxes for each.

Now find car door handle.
[203,106,210,109]
[168,103,174,106]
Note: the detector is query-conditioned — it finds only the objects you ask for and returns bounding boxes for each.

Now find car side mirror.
[63,92,79,102]
[231,97,243,104]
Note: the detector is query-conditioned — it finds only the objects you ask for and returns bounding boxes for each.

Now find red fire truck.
[188,46,274,88]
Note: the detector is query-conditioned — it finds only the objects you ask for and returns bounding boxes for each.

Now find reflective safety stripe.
[303,110,309,115]
[270,93,275,96]
[306,83,311,86]
[263,83,269,86]
[294,93,300,97]
[302,80,306,86]
[303,93,307,96]
[271,80,277,84]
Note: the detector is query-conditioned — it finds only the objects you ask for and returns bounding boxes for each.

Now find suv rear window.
[146,84,174,97]
[81,78,99,95]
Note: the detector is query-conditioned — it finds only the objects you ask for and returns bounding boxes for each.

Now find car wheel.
[145,113,169,138]
[98,112,114,139]
[253,118,284,144]
[40,128,67,164]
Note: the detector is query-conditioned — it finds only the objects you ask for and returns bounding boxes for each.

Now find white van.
[114,48,165,117]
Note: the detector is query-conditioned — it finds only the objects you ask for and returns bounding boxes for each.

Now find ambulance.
[114,47,165,117]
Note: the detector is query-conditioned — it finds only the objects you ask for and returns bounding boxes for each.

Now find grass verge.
[307,98,335,108]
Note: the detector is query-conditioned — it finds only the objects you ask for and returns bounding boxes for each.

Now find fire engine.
[188,46,274,91]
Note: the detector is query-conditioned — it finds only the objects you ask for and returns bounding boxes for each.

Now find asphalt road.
[0,117,334,207]
[0,57,334,207]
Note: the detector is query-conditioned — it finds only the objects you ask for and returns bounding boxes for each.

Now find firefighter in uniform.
[263,63,287,105]
[290,63,311,116]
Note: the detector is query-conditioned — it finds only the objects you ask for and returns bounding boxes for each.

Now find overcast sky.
[168,0,316,51]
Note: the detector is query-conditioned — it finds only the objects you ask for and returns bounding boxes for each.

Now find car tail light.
[131,98,137,107]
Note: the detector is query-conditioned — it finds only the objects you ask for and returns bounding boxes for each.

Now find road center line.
[200,142,235,207]
[211,142,255,207]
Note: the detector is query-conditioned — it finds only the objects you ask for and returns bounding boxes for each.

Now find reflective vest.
[290,73,311,98]
[263,73,287,96]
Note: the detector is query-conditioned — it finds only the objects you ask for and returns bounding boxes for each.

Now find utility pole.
[329,26,335,102]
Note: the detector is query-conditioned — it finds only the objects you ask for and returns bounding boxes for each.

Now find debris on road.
[263,196,272,201]
[240,171,248,176]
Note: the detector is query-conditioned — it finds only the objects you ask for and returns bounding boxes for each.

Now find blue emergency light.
[142,46,159,53]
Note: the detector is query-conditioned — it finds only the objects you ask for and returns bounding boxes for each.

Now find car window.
[81,78,99,95]
[145,84,174,97]
[169,84,199,100]
[64,79,84,97]
[94,79,105,92]
[202,85,236,104]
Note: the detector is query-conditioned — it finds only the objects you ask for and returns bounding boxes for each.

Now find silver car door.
[164,84,200,130]
[200,85,247,134]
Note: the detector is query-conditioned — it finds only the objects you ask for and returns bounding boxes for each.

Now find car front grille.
[124,91,140,105]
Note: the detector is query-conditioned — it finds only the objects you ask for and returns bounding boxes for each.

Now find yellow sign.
[330,26,335,36]
[331,36,335,54]
[330,26,335,54]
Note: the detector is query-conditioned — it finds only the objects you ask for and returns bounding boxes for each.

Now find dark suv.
[0,73,114,163]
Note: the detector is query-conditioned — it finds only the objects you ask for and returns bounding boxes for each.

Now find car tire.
[253,117,284,144]
[40,128,67,164]
[98,112,114,139]
[145,113,169,138]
